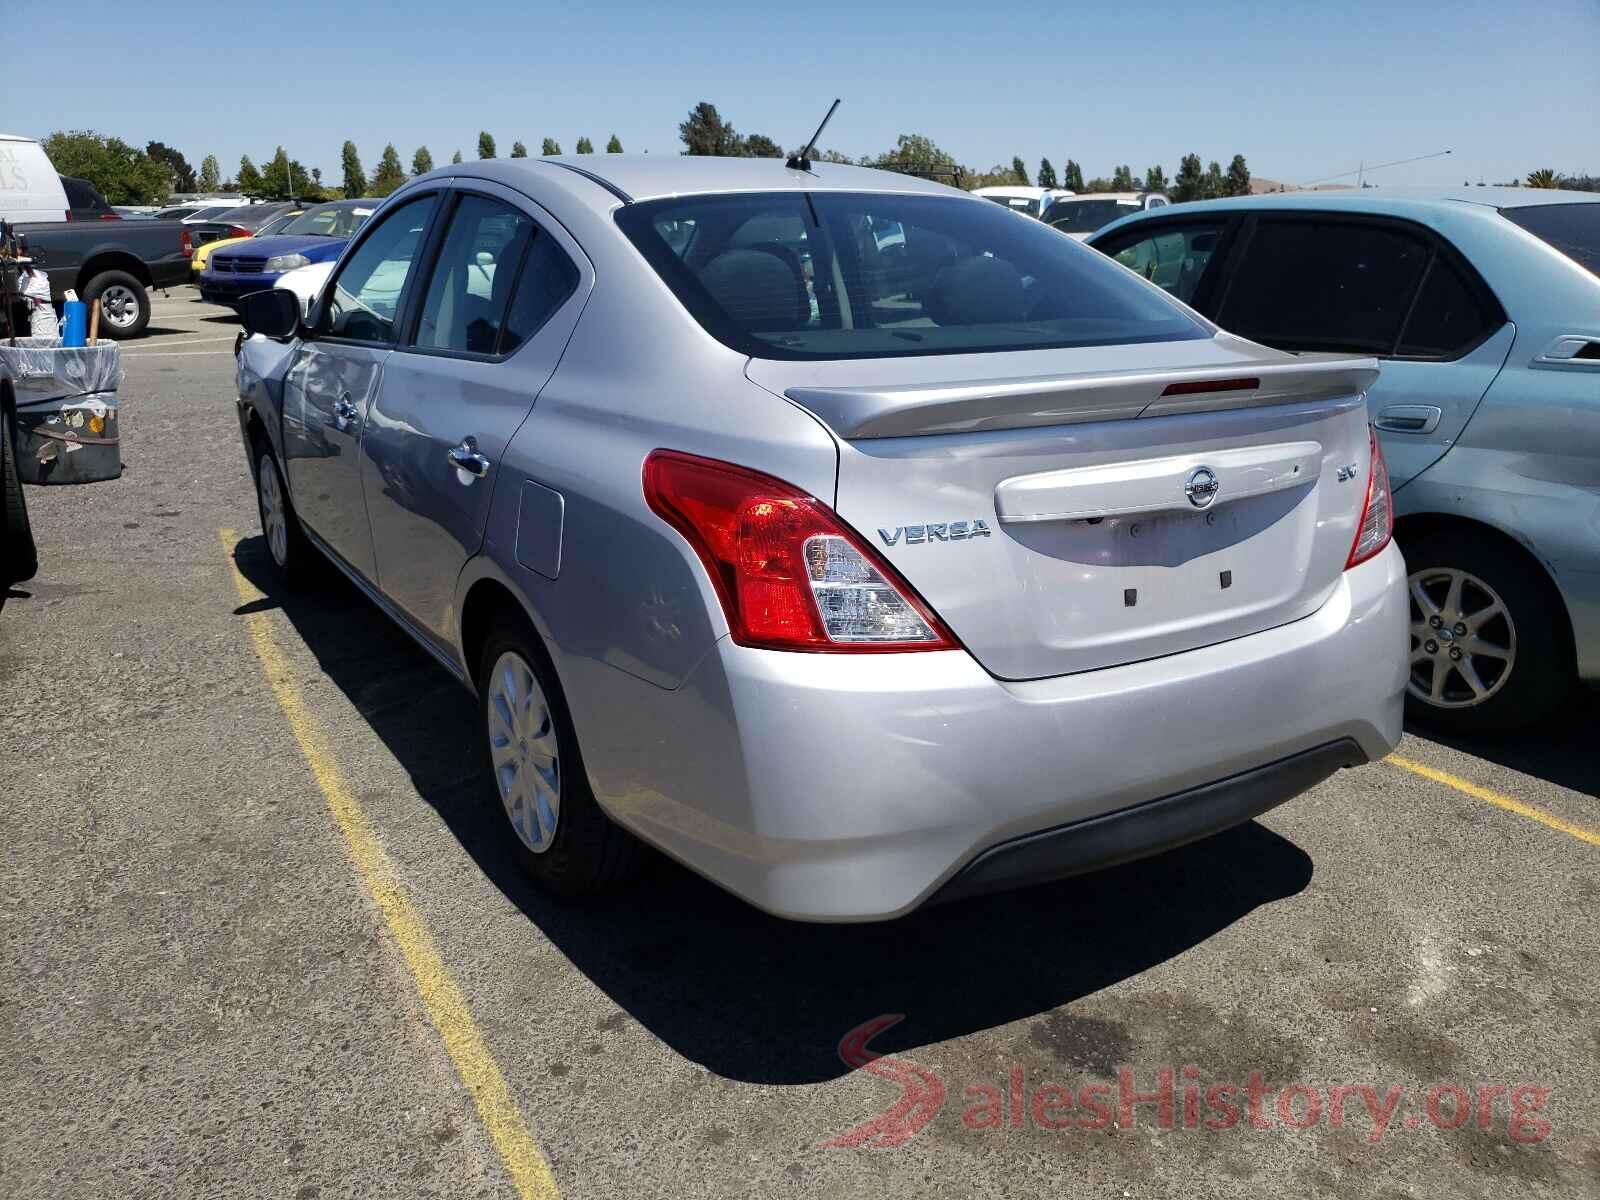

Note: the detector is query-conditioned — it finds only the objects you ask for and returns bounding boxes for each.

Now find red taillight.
[98,211,120,220]
[1346,426,1394,569]
[180,229,194,257]
[227,225,251,239]
[642,450,959,653]
[1160,376,1260,397]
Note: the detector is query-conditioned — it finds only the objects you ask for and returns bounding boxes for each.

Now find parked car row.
[199,199,378,310]
[1087,188,1600,733]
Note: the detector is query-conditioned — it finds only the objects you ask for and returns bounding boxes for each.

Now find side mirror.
[239,287,302,340]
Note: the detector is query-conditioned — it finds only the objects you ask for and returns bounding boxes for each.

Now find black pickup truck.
[10,215,191,339]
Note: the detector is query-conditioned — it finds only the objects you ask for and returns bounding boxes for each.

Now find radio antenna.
[787,99,841,172]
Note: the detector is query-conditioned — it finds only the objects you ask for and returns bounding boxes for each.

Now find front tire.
[1403,531,1572,735]
[477,612,639,897]
[252,441,314,586]
[2,402,38,586]
[82,270,151,339]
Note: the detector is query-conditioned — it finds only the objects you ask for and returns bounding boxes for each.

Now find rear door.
[360,182,587,644]
[281,191,441,580]
[1200,214,1512,488]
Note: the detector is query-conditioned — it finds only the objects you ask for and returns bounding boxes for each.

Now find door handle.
[1373,405,1442,435]
[447,436,491,479]
[332,393,359,430]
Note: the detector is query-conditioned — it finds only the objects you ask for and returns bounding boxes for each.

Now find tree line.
[36,124,1600,209]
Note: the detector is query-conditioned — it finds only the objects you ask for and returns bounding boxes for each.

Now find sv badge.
[879,520,992,547]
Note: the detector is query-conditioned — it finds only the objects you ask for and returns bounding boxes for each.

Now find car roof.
[441,154,965,208]
[1088,186,1600,243]
[1135,186,1598,213]
[972,186,1047,198]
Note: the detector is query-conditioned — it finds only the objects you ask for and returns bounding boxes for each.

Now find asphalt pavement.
[2,294,1597,1199]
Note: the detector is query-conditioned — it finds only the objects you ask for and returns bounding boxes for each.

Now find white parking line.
[121,335,237,352]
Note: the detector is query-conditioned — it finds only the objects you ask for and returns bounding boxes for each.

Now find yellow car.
[190,208,304,279]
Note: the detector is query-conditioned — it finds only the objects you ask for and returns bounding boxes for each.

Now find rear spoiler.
[785,353,1380,440]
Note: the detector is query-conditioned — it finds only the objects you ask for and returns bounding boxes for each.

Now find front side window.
[1500,203,1600,277]
[617,191,1207,360]
[1105,222,1227,303]
[1214,220,1430,355]
[321,194,437,342]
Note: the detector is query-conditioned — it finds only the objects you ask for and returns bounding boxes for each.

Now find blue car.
[1089,188,1600,734]
[199,199,378,308]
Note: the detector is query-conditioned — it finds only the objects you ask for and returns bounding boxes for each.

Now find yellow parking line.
[218,529,562,1200]
[1388,753,1600,848]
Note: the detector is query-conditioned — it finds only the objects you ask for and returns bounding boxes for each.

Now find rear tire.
[82,270,150,339]
[477,610,640,898]
[2,401,38,587]
[1402,530,1572,736]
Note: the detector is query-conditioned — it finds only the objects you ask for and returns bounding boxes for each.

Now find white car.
[1045,192,1171,240]
[971,185,1073,219]
[0,133,69,223]
[276,252,494,320]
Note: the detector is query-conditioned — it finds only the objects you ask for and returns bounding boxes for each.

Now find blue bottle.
[62,299,88,346]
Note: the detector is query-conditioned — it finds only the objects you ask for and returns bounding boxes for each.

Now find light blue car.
[1090,189,1600,734]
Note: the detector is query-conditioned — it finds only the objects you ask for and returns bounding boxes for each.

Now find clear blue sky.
[5,0,1597,188]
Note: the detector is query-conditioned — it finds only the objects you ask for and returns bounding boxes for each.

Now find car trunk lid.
[748,336,1379,679]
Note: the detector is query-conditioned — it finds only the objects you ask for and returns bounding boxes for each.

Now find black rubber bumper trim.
[932,738,1366,905]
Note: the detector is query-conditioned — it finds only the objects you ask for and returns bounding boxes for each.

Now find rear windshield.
[1044,198,1142,233]
[617,191,1207,360]
[982,194,1041,217]
[1500,203,1600,276]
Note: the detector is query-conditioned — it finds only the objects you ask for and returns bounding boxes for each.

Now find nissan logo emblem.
[1185,466,1220,509]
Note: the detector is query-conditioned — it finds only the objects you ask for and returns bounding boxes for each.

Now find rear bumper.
[568,540,1408,922]
[931,739,1364,905]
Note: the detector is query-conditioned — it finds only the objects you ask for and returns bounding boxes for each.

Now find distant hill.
[1250,177,1353,193]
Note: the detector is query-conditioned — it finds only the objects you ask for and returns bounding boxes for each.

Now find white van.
[0,134,69,224]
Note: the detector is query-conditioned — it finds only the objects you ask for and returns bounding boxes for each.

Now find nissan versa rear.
[234,157,1407,922]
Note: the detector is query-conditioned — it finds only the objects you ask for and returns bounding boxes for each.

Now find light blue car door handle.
[1374,404,1443,434]
[447,436,491,479]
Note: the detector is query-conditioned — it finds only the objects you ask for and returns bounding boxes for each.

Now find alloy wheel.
[486,650,561,854]
[99,284,139,329]
[1407,567,1516,708]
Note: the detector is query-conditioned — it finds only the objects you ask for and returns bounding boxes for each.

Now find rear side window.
[1395,258,1498,358]
[501,236,579,353]
[411,194,578,356]
[617,191,1207,360]
[1103,222,1226,303]
[414,195,535,354]
[1215,221,1429,355]
[1500,203,1600,277]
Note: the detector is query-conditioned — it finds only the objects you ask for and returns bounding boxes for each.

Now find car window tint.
[619,191,1207,360]
[1105,223,1226,303]
[1216,220,1429,355]
[500,234,579,354]
[1500,202,1600,277]
[1395,258,1498,358]
[323,195,436,342]
[414,196,535,354]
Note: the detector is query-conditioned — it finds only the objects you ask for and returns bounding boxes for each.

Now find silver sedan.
[234,155,1406,921]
